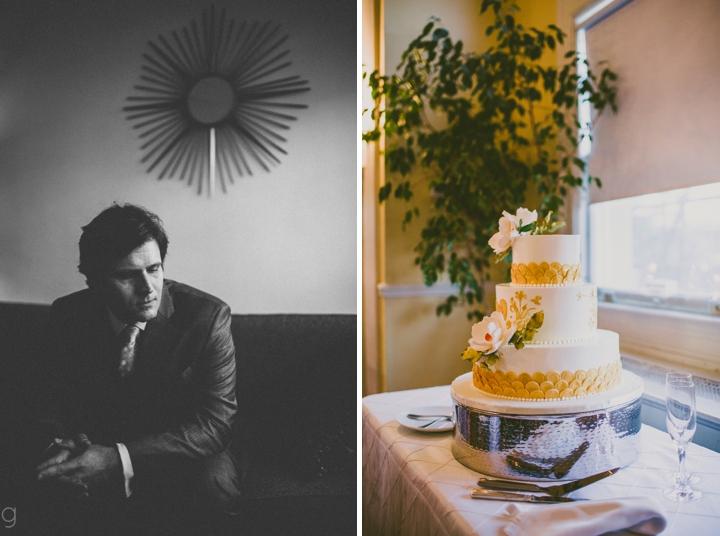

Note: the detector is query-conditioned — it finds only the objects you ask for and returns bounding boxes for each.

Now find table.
[362,385,720,535]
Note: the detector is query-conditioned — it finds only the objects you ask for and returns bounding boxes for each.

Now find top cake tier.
[511,235,581,285]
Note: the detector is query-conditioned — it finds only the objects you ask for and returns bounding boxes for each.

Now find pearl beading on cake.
[472,360,622,401]
[524,335,598,345]
[509,283,576,287]
[470,382,623,402]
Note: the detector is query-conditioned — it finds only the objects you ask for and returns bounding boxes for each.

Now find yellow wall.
[380,0,561,391]
[362,0,384,395]
[0,0,356,314]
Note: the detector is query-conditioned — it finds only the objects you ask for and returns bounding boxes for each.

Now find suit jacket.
[41,279,237,475]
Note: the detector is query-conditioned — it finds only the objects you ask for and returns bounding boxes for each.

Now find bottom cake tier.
[472,329,622,401]
[450,369,644,481]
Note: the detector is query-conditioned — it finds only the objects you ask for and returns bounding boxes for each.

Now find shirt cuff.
[116,443,134,498]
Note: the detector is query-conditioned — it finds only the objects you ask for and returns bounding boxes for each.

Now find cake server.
[476,467,620,498]
[471,488,587,503]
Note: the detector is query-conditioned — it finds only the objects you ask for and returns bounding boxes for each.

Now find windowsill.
[598,301,720,382]
[622,355,720,426]
[600,302,720,451]
[623,354,720,452]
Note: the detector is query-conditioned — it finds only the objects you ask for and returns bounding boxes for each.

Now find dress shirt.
[107,309,146,498]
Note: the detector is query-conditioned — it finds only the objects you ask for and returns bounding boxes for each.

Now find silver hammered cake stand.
[451,369,644,481]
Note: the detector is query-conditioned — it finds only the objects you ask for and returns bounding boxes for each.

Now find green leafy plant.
[363,0,618,321]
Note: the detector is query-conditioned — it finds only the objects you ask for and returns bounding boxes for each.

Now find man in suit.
[33,203,241,534]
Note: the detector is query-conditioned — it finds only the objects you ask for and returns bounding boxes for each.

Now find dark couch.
[0,302,356,535]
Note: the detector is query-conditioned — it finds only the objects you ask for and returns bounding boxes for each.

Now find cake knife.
[476,467,619,498]
[470,488,587,503]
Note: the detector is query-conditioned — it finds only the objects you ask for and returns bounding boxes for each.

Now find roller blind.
[585,0,720,203]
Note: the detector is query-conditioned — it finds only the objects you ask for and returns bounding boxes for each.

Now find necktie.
[118,325,140,377]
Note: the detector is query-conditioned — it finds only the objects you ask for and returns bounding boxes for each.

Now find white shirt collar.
[107,308,147,336]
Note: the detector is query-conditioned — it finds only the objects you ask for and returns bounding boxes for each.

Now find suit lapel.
[137,283,178,374]
[83,292,118,371]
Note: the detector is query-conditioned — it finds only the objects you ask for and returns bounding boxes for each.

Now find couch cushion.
[0,302,52,415]
[231,314,356,486]
[242,495,356,536]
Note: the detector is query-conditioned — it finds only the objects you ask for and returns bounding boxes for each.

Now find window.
[590,183,720,316]
[574,0,720,319]
[568,0,720,381]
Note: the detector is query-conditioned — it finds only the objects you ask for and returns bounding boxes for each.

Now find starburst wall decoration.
[123,6,310,195]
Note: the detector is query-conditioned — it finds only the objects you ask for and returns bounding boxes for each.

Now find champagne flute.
[667,371,692,381]
[663,380,701,502]
[663,372,700,484]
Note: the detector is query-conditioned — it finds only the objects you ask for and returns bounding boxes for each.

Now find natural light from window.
[575,0,617,26]
[589,182,720,315]
[576,29,592,159]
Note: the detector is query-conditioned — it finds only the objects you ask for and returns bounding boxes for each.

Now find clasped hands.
[36,433,121,499]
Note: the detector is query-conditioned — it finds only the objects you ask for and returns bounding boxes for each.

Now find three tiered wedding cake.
[449,209,642,481]
[461,209,622,401]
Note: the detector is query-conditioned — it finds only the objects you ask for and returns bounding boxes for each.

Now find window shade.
[585,0,720,203]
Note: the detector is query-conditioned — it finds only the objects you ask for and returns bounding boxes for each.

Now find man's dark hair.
[78,203,169,282]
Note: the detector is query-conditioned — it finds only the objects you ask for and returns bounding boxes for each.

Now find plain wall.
[0,0,356,314]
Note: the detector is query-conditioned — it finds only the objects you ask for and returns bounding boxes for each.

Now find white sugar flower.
[468,311,516,354]
[504,208,538,231]
[514,207,538,231]
[488,211,519,254]
[488,208,538,254]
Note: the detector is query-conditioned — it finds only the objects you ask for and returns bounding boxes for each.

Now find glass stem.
[677,443,687,485]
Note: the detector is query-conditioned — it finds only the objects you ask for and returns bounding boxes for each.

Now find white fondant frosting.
[493,329,619,374]
[495,283,598,343]
[512,235,580,267]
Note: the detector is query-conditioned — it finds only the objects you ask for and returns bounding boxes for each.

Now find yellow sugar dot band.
[511,262,581,285]
[472,360,622,401]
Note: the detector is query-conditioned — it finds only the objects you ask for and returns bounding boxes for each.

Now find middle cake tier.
[471,329,622,401]
[495,283,597,343]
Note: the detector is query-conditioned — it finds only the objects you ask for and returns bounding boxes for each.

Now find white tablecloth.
[362,385,720,535]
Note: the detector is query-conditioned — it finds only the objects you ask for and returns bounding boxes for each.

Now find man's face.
[95,239,164,324]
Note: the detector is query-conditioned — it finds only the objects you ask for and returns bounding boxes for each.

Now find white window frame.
[574,0,720,382]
